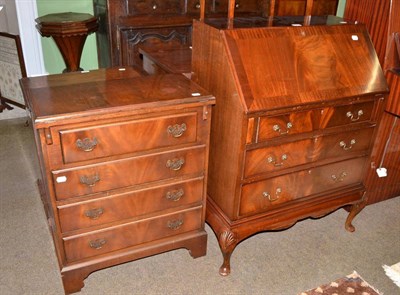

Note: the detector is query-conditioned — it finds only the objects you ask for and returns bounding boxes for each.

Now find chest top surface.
[21,68,214,127]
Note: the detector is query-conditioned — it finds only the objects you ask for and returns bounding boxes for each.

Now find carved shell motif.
[219,230,236,251]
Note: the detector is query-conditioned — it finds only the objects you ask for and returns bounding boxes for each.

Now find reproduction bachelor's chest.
[21,67,215,293]
[191,16,389,275]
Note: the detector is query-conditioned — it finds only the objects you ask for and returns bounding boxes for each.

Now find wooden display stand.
[192,0,389,275]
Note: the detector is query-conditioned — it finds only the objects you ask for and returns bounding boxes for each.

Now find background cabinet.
[93,0,338,68]
[344,0,400,205]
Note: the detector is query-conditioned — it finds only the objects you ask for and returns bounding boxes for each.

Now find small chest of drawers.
[21,68,215,294]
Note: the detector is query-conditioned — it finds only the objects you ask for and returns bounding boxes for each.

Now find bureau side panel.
[192,21,247,220]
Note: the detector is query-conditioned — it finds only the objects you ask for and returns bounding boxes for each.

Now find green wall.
[37,0,99,74]
[337,0,347,17]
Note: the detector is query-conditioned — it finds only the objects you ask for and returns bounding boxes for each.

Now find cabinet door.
[119,26,191,66]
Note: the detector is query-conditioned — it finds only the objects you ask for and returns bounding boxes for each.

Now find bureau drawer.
[52,146,205,200]
[320,101,375,128]
[257,110,319,141]
[60,113,197,164]
[63,206,202,262]
[244,127,374,177]
[58,178,204,232]
[240,157,366,216]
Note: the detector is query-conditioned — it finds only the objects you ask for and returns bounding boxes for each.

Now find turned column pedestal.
[35,12,98,72]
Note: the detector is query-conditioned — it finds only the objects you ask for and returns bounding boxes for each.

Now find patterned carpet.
[299,271,382,295]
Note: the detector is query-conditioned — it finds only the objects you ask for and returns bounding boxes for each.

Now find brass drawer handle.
[167,123,187,138]
[167,219,183,230]
[339,139,356,150]
[267,154,288,167]
[273,122,293,135]
[76,137,98,152]
[166,189,184,201]
[166,158,185,171]
[85,207,104,220]
[346,110,364,122]
[89,238,106,250]
[79,173,100,187]
[262,187,282,202]
[331,172,348,182]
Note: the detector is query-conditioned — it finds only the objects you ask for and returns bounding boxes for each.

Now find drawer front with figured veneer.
[320,101,375,128]
[52,146,205,200]
[63,206,203,262]
[60,113,197,164]
[240,157,367,216]
[245,128,373,177]
[57,178,204,232]
[257,110,319,142]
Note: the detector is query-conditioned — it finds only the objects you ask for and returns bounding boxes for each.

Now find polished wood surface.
[192,19,387,275]
[35,12,99,72]
[344,0,400,204]
[22,68,215,293]
[139,44,192,75]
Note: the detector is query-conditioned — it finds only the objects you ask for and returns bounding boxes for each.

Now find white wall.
[1,0,46,120]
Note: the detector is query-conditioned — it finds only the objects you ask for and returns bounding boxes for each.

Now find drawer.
[52,146,205,200]
[240,157,366,216]
[60,113,197,164]
[127,0,182,15]
[58,178,204,232]
[212,0,263,13]
[320,101,375,128]
[187,0,211,14]
[63,206,202,262]
[244,127,374,177]
[257,110,319,142]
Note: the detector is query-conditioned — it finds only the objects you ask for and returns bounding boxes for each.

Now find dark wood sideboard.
[93,0,338,68]
[21,67,215,293]
[344,0,400,205]
[191,14,388,275]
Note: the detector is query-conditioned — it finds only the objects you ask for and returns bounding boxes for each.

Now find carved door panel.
[119,26,191,66]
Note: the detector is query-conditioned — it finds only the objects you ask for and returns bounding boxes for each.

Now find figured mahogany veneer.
[21,67,215,294]
[191,17,388,275]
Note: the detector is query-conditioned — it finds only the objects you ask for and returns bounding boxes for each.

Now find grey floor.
[1,116,399,295]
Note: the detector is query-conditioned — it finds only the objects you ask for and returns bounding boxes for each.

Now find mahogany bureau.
[20,67,215,293]
[191,16,389,275]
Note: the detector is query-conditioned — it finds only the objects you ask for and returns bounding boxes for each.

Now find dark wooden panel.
[385,71,400,117]
[365,112,400,204]
[344,0,390,66]
[345,0,400,204]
